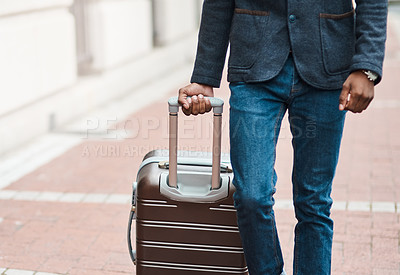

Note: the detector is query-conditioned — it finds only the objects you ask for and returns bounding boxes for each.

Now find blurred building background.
[0,2,399,274]
[0,0,203,157]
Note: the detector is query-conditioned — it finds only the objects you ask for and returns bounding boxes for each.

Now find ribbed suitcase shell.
[135,150,248,274]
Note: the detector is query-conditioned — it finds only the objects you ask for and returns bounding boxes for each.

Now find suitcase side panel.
[136,262,248,275]
[135,160,247,274]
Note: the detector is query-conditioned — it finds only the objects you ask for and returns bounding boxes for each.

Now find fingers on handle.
[178,84,214,115]
[205,97,212,112]
[198,94,206,114]
[182,107,192,116]
[192,95,200,115]
[178,88,189,109]
[182,97,192,116]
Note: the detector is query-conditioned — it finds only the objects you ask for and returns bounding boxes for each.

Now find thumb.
[178,88,190,109]
[339,82,350,111]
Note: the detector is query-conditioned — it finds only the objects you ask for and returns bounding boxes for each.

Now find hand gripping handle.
[168,96,224,114]
[168,97,224,189]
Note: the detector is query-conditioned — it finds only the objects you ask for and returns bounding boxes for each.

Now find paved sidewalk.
[1,11,400,275]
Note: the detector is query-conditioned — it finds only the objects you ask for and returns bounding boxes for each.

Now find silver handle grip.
[168,96,224,114]
[158,159,232,173]
[168,96,224,189]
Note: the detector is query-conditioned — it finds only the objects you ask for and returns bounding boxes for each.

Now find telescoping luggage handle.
[168,96,224,189]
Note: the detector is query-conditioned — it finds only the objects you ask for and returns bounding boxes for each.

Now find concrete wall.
[0,1,76,116]
[153,0,198,46]
[87,0,153,71]
[0,0,201,156]
[0,0,73,15]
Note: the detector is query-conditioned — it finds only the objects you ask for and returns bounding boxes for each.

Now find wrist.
[197,83,213,89]
[361,70,378,82]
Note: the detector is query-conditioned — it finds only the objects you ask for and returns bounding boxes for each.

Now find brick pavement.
[1,10,400,275]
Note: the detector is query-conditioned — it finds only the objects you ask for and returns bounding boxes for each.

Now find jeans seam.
[270,103,285,267]
[270,104,285,192]
[289,56,296,97]
[270,213,280,267]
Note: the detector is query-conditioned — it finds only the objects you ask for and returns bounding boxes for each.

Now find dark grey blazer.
[191,0,388,90]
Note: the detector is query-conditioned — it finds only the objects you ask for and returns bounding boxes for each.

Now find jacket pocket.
[319,10,355,75]
[228,9,270,69]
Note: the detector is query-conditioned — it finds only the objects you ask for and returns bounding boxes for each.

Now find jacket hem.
[228,72,347,91]
[191,74,221,88]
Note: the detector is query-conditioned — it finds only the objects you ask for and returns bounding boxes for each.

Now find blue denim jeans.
[229,55,346,275]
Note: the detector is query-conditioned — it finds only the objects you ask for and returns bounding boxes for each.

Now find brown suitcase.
[127,97,248,274]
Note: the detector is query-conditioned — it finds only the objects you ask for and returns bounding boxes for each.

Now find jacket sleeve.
[190,0,235,88]
[349,0,388,85]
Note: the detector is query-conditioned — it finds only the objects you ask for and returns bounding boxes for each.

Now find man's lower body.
[229,55,346,275]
